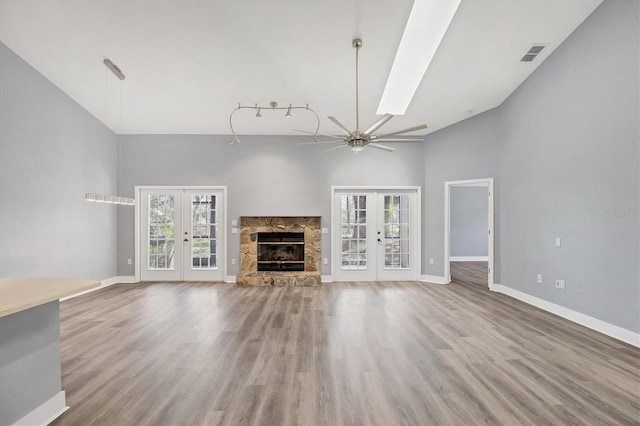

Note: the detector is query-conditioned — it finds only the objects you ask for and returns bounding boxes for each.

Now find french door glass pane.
[341,195,367,269]
[384,195,410,269]
[191,195,217,269]
[148,195,176,270]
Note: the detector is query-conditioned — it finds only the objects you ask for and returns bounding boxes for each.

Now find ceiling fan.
[298,38,427,153]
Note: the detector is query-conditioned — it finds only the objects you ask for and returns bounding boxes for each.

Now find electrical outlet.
[429,258,434,265]
[127,258,132,265]
[231,258,236,265]
[555,279,565,290]
[231,228,238,234]
[537,274,543,284]
[322,228,328,234]
[323,258,328,265]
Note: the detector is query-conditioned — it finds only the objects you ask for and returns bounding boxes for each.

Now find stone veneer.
[237,217,321,287]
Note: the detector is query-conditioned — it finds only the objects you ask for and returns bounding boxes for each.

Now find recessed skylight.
[376,0,461,115]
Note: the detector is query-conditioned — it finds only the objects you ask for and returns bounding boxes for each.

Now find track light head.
[256,107,262,118]
[285,105,292,117]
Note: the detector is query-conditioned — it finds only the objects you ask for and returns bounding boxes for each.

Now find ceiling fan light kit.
[229,101,320,144]
[303,38,427,154]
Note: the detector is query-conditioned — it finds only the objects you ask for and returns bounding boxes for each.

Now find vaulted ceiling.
[0,0,602,137]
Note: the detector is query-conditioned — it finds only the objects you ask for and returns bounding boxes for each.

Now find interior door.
[333,188,418,282]
[333,191,377,281]
[141,189,183,281]
[140,188,225,282]
[376,191,417,281]
[182,190,224,281]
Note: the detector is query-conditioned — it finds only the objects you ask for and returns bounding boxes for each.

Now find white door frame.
[444,178,494,287]
[134,185,227,282]
[331,186,422,282]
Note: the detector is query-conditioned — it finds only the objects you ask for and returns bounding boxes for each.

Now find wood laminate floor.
[53,264,639,426]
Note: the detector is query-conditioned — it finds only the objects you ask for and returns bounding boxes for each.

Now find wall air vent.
[520,45,546,62]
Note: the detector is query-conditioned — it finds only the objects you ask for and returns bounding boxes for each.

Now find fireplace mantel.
[237,216,321,287]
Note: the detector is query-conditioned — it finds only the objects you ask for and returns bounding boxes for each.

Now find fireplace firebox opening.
[257,232,305,272]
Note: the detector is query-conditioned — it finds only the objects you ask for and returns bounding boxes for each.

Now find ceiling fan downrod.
[353,38,362,134]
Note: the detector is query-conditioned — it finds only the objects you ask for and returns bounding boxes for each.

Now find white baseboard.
[113,275,137,284]
[420,275,448,284]
[13,391,68,426]
[225,275,236,283]
[321,275,333,283]
[491,283,640,348]
[60,276,136,301]
[450,256,488,262]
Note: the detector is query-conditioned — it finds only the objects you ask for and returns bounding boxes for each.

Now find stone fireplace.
[237,216,321,286]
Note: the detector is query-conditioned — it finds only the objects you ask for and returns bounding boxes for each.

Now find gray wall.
[424,107,501,277]
[0,41,118,281]
[450,186,488,257]
[0,302,61,425]
[497,0,639,332]
[424,0,639,332]
[116,135,425,276]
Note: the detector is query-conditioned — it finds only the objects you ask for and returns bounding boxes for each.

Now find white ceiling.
[0,0,602,137]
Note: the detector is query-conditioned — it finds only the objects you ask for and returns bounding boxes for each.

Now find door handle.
[184,238,189,242]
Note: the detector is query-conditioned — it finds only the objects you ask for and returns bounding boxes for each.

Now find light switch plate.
[555,237,561,247]
[231,219,238,226]
[322,228,328,234]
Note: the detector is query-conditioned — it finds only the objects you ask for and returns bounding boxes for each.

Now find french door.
[332,188,420,281]
[139,188,225,281]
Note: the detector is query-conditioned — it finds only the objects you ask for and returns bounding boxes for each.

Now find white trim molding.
[225,275,236,283]
[491,284,640,348]
[420,275,447,284]
[450,256,489,262]
[321,275,333,283]
[60,276,136,301]
[12,391,68,426]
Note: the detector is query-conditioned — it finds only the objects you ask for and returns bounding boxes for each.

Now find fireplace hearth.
[237,217,321,287]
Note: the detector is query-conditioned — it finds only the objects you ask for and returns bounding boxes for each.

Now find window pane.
[148,195,175,270]
[341,194,367,270]
[384,195,410,269]
[191,194,218,269]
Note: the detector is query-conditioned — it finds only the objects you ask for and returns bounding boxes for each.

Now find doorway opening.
[444,179,493,288]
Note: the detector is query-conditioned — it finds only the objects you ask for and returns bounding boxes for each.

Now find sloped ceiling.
[0,0,602,136]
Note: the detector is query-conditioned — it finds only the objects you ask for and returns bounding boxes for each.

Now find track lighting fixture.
[229,101,319,144]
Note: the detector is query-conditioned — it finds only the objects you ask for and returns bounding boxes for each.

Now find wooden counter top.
[0,278,100,318]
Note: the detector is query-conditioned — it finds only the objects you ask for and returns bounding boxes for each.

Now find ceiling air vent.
[520,45,546,62]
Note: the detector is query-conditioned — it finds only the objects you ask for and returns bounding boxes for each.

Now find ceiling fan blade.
[323,144,349,153]
[363,113,394,136]
[295,140,342,145]
[293,129,343,139]
[328,116,352,135]
[375,124,428,139]
[368,143,396,152]
[371,138,424,143]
